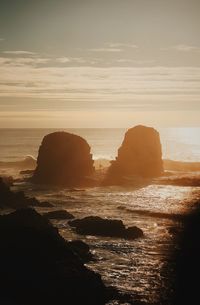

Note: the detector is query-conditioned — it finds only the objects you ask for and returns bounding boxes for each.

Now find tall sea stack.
[33,132,94,186]
[105,125,163,184]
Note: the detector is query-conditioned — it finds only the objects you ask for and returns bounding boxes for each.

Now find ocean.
[0,127,200,162]
[0,127,200,304]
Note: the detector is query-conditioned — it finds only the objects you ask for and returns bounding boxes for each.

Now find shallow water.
[13,181,200,304]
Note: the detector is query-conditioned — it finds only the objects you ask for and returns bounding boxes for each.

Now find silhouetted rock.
[44,209,74,220]
[33,132,95,186]
[104,125,163,185]
[67,240,94,263]
[69,216,143,239]
[0,177,53,209]
[0,208,108,305]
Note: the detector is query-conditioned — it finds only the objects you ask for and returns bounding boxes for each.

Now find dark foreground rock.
[0,208,108,305]
[0,177,53,209]
[33,131,95,186]
[104,125,163,185]
[44,209,75,220]
[171,204,200,305]
[69,216,143,239]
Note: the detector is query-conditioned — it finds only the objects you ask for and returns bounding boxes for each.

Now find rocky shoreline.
[0,177,140,305]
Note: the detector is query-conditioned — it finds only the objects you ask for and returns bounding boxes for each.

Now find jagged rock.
[67,240,94,263]
[104,125,163,184]
[33,132,95,186]
[0,208,108,305]
[0,177,53,209]
[69,216,143,239]
[44,209,74,220]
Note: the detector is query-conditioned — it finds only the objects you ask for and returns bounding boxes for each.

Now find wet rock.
[26,197,54,208]
[0,208,108,305]
[0,177,53,209]
[125,226,144,239]
[69,216,143,239]
[104,125,163,185]
[44,209,74,220]
[33,131,95,186]
[67,240,94,263]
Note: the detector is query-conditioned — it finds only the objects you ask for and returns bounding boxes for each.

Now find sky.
[0,0,200,128]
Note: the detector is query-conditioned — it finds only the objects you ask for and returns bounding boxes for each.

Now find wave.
[117,206,185,220]
[0,155,36,170]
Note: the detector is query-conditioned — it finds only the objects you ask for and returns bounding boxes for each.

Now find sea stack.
[33,132,94,186]
[105,125,163,184]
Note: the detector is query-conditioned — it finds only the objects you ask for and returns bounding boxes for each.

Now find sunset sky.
[0,0,200,128]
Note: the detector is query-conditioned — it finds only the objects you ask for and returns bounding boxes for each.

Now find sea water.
[1,127,200,304]
[0,127,200,162]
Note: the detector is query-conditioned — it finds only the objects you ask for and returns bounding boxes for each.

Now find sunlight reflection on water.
[16,182,200,304]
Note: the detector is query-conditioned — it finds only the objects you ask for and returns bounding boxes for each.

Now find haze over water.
[0,127,200,163]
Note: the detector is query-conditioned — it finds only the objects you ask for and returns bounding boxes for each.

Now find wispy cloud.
[0,57,50,66]
[88,48,122,53]
[56,57,71,63]
[3,50,36,55]
[56,57,96,64]
[116,59,155,65]
[108,43,138,49]
[0,55,200,113]
[161,44,200,52]
[87,42,139,53]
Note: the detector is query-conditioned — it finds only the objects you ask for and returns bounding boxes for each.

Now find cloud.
[56,57,71,63]
[116,59,155,65]
[0,38,4,41]
[108,43,138,49]
[3,50,36,55]
[87,42,138,53]
[0,57,50,66]
[161,44,200,52]
[56,57,94,64]
[88,48,122,52]
[0,56,200,113]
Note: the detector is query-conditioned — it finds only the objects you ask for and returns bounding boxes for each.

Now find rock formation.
[43,209,75,220]
[33,132,94,186]
[0,177,53,209]
[0,208,108,305]
[105,125,163,184]
[69,216,143,239]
